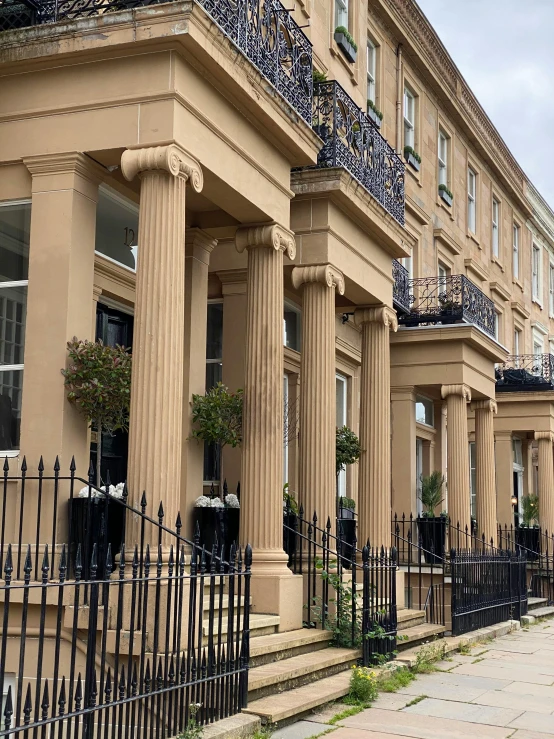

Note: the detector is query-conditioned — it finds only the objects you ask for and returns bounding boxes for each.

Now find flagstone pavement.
[271,620,554,739]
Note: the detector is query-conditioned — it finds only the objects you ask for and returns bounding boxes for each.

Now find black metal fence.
[283,506,397,666]
[310,80,405,225]
[451,549,527,636]
[497,524,554,604]
[495,354,554,392]
[397,274,496,338]
[0,459,251,737]
[392,259,410,315]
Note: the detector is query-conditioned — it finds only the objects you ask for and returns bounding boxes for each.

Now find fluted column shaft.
[236,224,295,571]
[121,145,203,538]
[442,384,472,534]
[292,265,344,531]
[355,307,397,548]
[473,399,497,543]
[536,431,554,535]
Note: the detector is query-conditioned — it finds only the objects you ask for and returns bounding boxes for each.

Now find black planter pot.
[193,507,240,560]
[337,518,356,569]
[406,152,421,171]
[338,507,355,520]
[516,526,540,561]
[70,496,126,580]
[440,305,462,324]
[366,107,382,129]
[417,516,446,564]
[283,511,298,560]
[334,32,357,63]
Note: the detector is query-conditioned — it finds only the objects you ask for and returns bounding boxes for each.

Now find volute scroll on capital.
[291,264,345,295]
[235,223,296,260]
[121,145,204,193]
[441,384,472,403]
[354,306,398,333]
[472,398,497,414]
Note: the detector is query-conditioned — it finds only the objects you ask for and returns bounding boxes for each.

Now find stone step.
[397,608,426,630]
[201,594,249,614]
[528,596,548,610]
[244,670,351,725]
[249,628,333,667]
[247,646,358,702]
[397,622,446,648]
[525,605,554,620]
[202,613,279,639]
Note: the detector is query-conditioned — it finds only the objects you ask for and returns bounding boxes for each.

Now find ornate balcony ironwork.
[0,0,313,124]
[397,274,496,338]
[311,80,405,225]
[392,259,410,315]
[496,354,554,392]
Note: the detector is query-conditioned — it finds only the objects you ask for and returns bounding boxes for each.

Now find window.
[437,261,448,292]
[513,224,520,279]
[403,87,415,149]
[95,186,139,271]
[415,395,433,427]
[549,263,554,317]
[492,198,500,258]
[401,254,413,279]
[534,339,543,358]
[204,300,223,482]
[532,243,541,301]
[284,300,301,352]
[366,40,376,105]
[467,167,476,233]
[283,374,289,485]
[336,374,348,498]
[438,130,448,187]
[493,311,500,341]
[0,200,30,454]
[513,328,521,355]
[335,0,348,28]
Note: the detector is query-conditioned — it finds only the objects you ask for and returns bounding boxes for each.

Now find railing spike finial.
[21,455,27,473]
[38,455,44,473]
[3,685,13,730]
[245,543,253,569]
[158,501,165,523]
[140,491,147,510]
[53,455,60,472]
[70,456,76,473]
[3,455,9,473]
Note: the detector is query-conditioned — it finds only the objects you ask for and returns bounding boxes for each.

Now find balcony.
[392,259,410,314]
[496,354,554,392]
[396,274,496,339]
[311,80,405,225]
[0,0,313,124]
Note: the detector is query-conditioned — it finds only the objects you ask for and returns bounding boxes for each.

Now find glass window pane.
[0,202,30,282]
[415,395,433,426]
[205,362,222,391]
[206,302,223,360]
[336,375,347,427]
[284,303,301,351]
[0,285,27,366]
[95,187,139,271]
[0,369,23,450]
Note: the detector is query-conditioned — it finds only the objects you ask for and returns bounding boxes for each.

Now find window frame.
[467,167,477,234]
[203,298,224,484]
[366,38,376,105]
[532,242,542,304]
[513,222,520,280]
[438,130,448,188]
[336,373,348,498]
[403,87,415,150]
[492,197,500,258]
[513,328,521,355]
[335,0,348,29]
[549,260,554,318]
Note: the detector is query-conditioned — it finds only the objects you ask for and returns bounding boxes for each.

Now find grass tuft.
[405,694,428,707]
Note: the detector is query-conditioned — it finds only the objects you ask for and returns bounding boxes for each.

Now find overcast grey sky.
[416,0,554,209]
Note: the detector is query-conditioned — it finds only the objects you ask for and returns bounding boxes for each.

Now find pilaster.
[355,306,397,548]
[441,384,472,534]
[391,386,417,517]
[291,264,345,531]
[535,431,554,534]
[495,431,514,528]
[472,399,497,543]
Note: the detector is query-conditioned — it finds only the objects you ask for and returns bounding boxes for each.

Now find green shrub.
[403,145,422,163]
[336,426,362,475]
[438,184,454,199]
[419,471,445,517]
[521,495,539,527]
[335,26,358,52]
[367,99,384,120]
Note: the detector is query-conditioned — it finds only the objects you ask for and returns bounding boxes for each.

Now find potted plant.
[417,471,447,564]
[336,426,361,567]
[404,145,421,172]
[190,383,242,549]
[193,486,240,559]
[438,184,453,207]
[516,494,540,560]
[334,26,357,63]
[366,99,383,129]
[62,338,132,577]
[438,294,460,324]
[283,483,300,559]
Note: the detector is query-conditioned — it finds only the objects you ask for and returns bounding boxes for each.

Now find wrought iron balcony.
[0,0,313,124]
[392,259,410,314]
[312,80,405,225]
[496,354,554,392]
[397,274,496,338]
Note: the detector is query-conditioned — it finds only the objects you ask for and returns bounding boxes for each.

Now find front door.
[90,303,134,486]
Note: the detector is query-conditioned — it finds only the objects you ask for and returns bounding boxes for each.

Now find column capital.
[23,152,104,200]
[235,223,296,260]
[291,264,345,295]
[535,431,554,443]
[354,306,398,332]
[441,384,472,403]
[121,144,203,192]
[185,228,217,265]
[472,399,497,414]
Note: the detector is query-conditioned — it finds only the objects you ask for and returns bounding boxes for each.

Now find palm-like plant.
[419,471,445,517]
[521,494,539,527]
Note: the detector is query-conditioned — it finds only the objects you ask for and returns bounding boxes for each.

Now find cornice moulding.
[464,258,488,283]
[511,300,530,320]
[489,281,511,302]
[434,228,461,256]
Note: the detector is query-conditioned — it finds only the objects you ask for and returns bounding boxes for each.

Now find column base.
[249,549,303,632]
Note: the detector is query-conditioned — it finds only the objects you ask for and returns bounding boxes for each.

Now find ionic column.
[292,264,345,530]
[441,384,472,534]
[535,431,554,535]
[473,399,498,543]
[355,307,397,549]
[121,145,203,535]
[495,431,513,528]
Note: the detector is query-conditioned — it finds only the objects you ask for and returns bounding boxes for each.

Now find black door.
[513,470,520,529]
[90,304,134,486]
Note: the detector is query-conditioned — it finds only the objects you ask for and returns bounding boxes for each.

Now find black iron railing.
[397,274,496,337]
[283,506,397,666]
[498,524,554,604]
[0,0,313,124]
[0,459,251,736]
[392,259,410,314]
[451,549,527,635]
[311,80,405,225]
[496,354,554,392]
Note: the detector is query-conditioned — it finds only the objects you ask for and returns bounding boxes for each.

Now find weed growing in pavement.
[405,695,428,707]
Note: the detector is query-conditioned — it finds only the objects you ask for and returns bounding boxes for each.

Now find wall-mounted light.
[511,494,518,507]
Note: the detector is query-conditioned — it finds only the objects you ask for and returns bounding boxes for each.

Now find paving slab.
[271,720,331,739]
[512,732,554,739]
[450,662,554,685]
[502,681,554,699]
[474,688,554,715]
[508,711,554,734]
[371,693,413,711]
[396,670,510,694]
[401,696,524,726]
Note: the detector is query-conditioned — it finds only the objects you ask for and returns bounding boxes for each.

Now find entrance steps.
[524,595,554,622]
[244,606,443,727]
